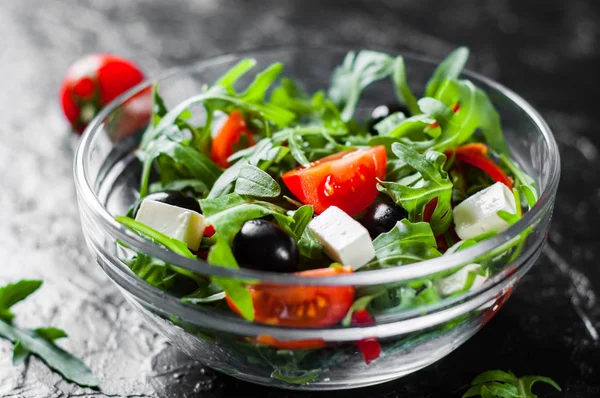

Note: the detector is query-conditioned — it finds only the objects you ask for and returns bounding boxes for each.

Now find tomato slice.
[211,110,255,168]
[282,146,387,215]
[226,267,355,327]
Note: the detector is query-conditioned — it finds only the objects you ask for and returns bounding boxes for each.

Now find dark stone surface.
[0,0,598,396]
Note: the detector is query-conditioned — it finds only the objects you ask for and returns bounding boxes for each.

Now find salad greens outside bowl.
[73,47,560,390]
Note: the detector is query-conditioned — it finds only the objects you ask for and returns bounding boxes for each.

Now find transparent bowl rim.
[74,45,560,287]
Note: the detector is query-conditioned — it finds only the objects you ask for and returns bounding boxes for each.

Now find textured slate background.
[0,0,599,396]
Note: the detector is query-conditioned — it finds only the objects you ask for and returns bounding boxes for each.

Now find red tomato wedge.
[211,110,255,168]
[226,267,355,328]
[282,146,387,215]
[446,144,513,190]
[60,54,146,134]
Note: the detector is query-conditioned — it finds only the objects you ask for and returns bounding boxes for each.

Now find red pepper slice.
[446,145,513,190]
[351,309,382,364]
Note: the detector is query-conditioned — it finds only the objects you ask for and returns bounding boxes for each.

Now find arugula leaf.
[116,216,256,320]
[297,228,324,260]
[239,63,284,103]
[291,205,314,239]
[463,370,561,398]
[270,78,314,115]
[378,143,453,234]
[181,282,225,304]
[499,154,538,208]
[328,50,395,121]
[0,280,99,387]
[431,79,509,154]
[425,46,469,97]
[271,368,320,385]
[373,112,407,136]
[364,220,441,269]
[207,238,255,321]
[234,164,281,198]
[214,58,258,95]
[0,280,42,323]
[392,56,420,115]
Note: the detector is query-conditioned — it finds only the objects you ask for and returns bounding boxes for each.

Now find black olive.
[232,220,299,273]
[369,103,411,133]
[132,190,201,218]
[361,201,408,238]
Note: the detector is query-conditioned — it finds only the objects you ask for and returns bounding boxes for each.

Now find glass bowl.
[73,47,560,390]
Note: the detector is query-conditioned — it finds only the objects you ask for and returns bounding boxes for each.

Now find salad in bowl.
[74,47,559,389]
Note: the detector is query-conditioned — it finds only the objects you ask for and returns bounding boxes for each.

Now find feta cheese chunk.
[434,263,487,297]
[453,182,517,240]
[308,206,375,270]
[134,199,205,251]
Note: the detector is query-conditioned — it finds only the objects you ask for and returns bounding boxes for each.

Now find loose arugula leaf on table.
[0,280,99,387]
[392,56,420,115]
[234,164,281,198]
[425,46,470,97]
[378,143,454,235]
[462,370,561,398]
[328,50,396,121]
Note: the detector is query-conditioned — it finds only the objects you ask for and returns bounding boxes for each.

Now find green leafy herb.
[462,370,561,398]
[425,46,469,97]
[328,50,395,121]
[499,154,538,208]
[200,193,293,241]
[290,205,314,239]
[271,368,321,385]
[115,216,254,320]
[234,164,281,198]
[378,143,453,235]
[0,280,99,387]
[392,56,420,115]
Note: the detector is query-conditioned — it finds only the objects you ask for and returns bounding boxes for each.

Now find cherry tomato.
[211,110,255,168]
[351,309,382,364]
[282,146,387,215]
[226,267,355,327]
[60,54,146,134]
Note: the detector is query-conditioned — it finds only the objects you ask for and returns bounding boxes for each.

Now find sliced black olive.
[369,103,411,133]
[132,190,201,218]
[232,220,299,273]
[361,201,408,238]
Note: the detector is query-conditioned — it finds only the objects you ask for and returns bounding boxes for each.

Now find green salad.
[115,47,536,369]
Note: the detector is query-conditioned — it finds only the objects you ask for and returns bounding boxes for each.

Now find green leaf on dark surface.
[425,46,469,97]
[239,63,284,103]
[328,50,395,121]
[0,280,42,323]
[0,280,99,387]
[392,56,420,115]
[234,164,281,198]
[463,370,561,398]
[214,58,258,95]
[378,143,453,235]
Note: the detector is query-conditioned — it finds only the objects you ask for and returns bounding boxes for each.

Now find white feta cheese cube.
[453,182,517,240]
[134,199,205,251]
[307,206,375,270]
[434,263,487,297]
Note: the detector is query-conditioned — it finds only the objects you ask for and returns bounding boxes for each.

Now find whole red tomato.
[60,54,146,134]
